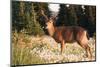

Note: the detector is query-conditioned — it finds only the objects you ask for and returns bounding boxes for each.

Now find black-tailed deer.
[41,10,92,58]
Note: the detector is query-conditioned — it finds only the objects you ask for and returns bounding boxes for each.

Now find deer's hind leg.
[77,39,92,59]
[77,31,92,59]
[79,42,92,59]
[85,45,92,59]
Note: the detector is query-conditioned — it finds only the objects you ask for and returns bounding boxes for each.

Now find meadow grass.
[11,32,46,66]
[11,32,96,65]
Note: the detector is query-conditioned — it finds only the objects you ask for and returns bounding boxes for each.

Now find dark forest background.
[12,1,96,37]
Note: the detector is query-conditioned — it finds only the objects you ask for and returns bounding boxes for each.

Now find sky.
[48,4,60,12]
[48,4,70,12]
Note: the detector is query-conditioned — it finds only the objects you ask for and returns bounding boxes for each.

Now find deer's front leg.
[61,40,65,54]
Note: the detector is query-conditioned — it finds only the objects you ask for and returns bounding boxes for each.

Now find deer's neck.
[48,26,55,36]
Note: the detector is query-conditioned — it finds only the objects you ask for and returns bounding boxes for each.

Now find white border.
[0,0,100,67]
[0,0,10,67]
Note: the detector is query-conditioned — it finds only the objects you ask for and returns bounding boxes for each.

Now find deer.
[41,10,92,59]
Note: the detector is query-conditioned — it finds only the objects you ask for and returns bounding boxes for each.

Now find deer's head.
[41,9,55,36]
[45,18,54,29]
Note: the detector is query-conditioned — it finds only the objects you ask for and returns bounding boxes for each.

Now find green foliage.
[24,4,44,35]
[56,4,69,26]
[12,1,51,35]
[56,4,78,26]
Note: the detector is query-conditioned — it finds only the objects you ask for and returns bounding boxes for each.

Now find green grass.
[12,43,47,65]
[11,32,46,65]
